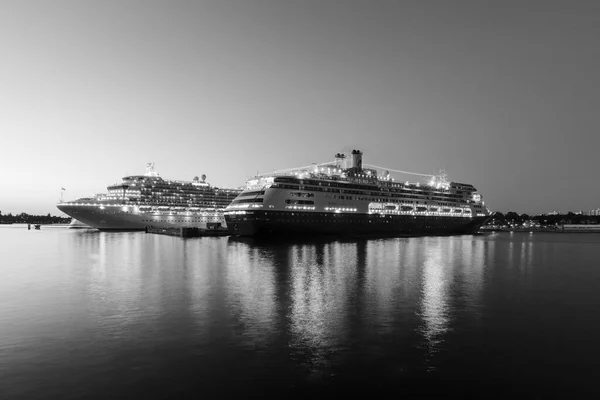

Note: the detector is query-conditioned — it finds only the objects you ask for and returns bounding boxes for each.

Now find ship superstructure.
[225,150,492,236]
[57,163,241,230]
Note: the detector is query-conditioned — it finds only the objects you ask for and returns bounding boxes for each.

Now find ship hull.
[68,218,91,229]
[57,204,227,231]
[225,210,490,237]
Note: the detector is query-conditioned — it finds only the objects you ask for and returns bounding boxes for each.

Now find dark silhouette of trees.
[488,212,506,225]
[486,211,600,228]
[505,211,521,224]
[0,212,70,224]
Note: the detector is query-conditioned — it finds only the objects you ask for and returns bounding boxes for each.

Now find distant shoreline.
[481,226,600,233]
[0,222,71,226]
[0,213,71,225]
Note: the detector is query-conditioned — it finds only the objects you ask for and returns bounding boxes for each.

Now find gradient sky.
[1,0,598,215]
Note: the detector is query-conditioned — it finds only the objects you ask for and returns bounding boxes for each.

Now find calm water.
[1,225,600,398]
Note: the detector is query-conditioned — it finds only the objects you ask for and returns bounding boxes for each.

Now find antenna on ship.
[145,162,159,177]
[433,168,448,184]
[428,168,450,189]
[438,168,447,181]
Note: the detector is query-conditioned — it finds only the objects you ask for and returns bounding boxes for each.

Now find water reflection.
[461,238,486,317]
[1,227,504,395]
[363,239,405,333]
[418,238,451,362]
[224,235,493,378]
[224,241,278,350]
[287,241,360,375]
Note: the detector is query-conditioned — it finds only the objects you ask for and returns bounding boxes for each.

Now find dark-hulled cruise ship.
[57,163,241,230]
[225,150,492,237]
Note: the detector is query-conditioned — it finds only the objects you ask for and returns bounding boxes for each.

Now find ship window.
[231,198,264,204]
[285,200,315,205]
[274,177,299,184]
[242,190,265,196]
[290,192,314,198]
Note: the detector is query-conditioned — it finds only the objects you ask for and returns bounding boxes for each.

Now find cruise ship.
[225,150,492,237]
[57,163,241,231]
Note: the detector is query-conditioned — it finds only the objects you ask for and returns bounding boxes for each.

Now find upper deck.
[240,149,486,208]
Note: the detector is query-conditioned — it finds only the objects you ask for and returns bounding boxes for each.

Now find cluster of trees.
[486,211,600,226]
[0,211,71,224]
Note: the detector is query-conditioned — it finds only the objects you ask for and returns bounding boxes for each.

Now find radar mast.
[145,162,159,177]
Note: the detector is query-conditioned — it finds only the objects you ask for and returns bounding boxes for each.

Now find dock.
[559,224,600,233]
[145,226,230,238]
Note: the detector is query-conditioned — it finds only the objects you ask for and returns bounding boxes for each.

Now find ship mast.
[145,162,159,177]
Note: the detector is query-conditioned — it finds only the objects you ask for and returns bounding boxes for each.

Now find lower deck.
[225,210,490,237]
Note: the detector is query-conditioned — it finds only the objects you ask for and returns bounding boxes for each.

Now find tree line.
[0,211,71,224]
[487,211,600,226]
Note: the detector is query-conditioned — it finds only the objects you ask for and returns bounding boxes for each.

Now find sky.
[1,0,598,215]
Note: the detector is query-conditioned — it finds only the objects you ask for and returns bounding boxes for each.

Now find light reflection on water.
[419,239,450,361]
[1,226,600,396]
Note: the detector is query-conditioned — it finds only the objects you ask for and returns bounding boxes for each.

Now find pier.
[145,226,229,238]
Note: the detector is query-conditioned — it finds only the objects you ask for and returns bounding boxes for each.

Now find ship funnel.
[334,153,346,169]
[350,149,363,171]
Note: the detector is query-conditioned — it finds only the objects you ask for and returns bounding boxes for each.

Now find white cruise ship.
[225,150,492,237]
[57,163,241,231]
